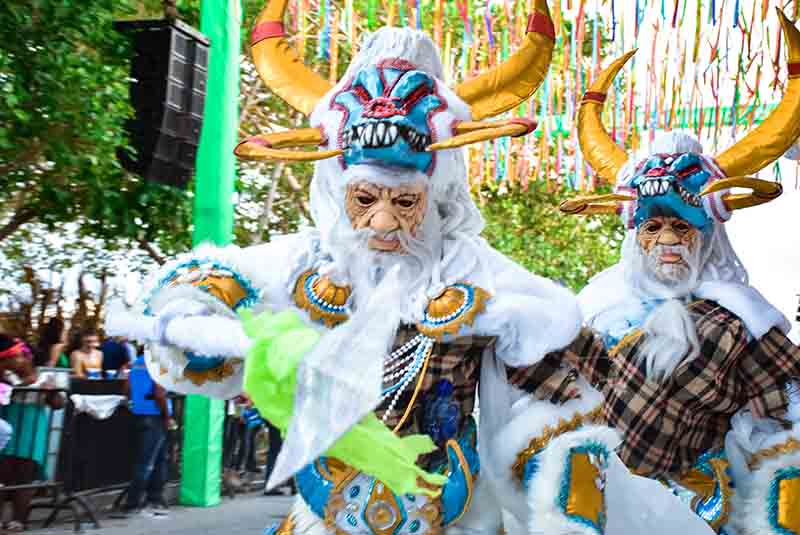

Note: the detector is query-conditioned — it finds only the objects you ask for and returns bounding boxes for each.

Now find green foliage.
[480,181,624,291]
[0,0,193,257]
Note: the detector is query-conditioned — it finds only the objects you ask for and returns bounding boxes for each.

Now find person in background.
[69,329,102,379]
[34,318,70,369]
[117,353,175,517]
[262,417,293,496]
[100,336,132,378]
[0,335,64,532]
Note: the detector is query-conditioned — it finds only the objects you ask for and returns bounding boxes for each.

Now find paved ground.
[26,494,294,535]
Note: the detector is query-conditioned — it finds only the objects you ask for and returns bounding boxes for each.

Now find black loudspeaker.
[114,19,210,189]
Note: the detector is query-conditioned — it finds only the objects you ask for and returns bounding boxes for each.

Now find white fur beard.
[637,298,700,383]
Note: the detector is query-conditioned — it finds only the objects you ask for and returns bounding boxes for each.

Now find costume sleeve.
[506,328,610,402]
[555,327,611,390]
[738,327,800,420]
[107,233,314,399]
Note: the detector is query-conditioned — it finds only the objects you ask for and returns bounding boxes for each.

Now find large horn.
[577,50,636,184]
[559,193,636,216]
[251,0,334,116]
[455,0,555,121]
[700,176,783,211]
[426,118,537,151]
[714,10,800,177]
[234,128,343,162]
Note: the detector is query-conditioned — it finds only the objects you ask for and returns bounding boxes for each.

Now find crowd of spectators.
[0,319,290,530]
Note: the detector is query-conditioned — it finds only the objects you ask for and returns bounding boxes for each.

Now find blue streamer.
[710,0,716,25]
[611,0,617,41]
[416,0,421,29]
[484,7,494,48]
[318,0,331,60]
[733,0,739,28]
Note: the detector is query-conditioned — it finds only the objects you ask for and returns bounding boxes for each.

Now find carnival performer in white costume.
[105,0,630,533]
[551,11,800,534]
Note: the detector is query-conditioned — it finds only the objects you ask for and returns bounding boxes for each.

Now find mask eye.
[673,221,691,233]
[356,194,376,207]
[642,221,663,234]
[395,197,417,209]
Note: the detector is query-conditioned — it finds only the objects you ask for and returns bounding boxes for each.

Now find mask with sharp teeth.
[334,60,443,174]
[629,152,714,232]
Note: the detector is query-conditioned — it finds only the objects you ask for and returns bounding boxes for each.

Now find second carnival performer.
[106,0,635,533]
[547,9,800,535]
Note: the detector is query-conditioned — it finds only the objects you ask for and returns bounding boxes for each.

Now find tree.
[0,1,194,256]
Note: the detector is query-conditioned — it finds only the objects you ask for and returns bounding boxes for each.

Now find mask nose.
[645,167,669,177]
[370,210,399,235]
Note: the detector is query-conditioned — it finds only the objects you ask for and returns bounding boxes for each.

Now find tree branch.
[0,207,37,243]
[137,238,166,265]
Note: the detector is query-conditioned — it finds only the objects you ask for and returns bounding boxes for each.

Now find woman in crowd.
[34,318,70,369]
[69,329,102,379]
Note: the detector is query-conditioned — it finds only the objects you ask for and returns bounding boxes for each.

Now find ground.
[26,495,293,535]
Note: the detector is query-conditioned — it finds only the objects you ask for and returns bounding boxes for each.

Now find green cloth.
[241,309,447,498]
[55,353,70,369]
[0,403,50,479]
[180,0,242,508]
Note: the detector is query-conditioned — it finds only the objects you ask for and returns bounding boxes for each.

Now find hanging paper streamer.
[318,0,331,60]
[291,0,798,189]
[367,0,377,30]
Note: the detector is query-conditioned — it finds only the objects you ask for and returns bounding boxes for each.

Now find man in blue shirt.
[118,354,175,516]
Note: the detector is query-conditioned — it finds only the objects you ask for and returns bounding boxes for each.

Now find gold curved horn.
[577,50,637,184]
[234,128,343,162]
[426,119,538,151]
[714,10,800,177]
[251,0,334,116]
[559,193,636,216]
[455,0,555,121]
[699,176,783,211]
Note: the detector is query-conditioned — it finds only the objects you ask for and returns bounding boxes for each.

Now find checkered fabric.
[506,352,584,404]
[558,300,800,478]
[376,325,494,438]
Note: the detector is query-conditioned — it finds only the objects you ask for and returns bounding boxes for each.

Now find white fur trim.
[104,299,159,342]
[730,450,800,535]
[287,497,330,535]
[527,426,620,535]
[468,247,583,367]
[693,281,791,339]
[482,383,604,524]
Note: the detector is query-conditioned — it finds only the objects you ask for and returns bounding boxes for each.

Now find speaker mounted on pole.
[114,19,210,189]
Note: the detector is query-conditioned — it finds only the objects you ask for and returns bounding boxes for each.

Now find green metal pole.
[180,0,242,507]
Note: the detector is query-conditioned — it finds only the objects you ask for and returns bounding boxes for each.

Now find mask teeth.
[348,121,430,152]
[637,178,671,198]
[673,182,702,207]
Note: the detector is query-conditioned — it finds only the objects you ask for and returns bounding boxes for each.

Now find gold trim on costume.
[417,284,491,340]
[274,516,295,535]
[391,341,434,433]
[441,439,474,526]
[181,358,242,386]
[512,406,605,481]
[677,457,734,532]
[292,270,351,328]
[749,437,800,471]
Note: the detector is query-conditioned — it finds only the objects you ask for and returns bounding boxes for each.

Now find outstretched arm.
[106,233,315,399]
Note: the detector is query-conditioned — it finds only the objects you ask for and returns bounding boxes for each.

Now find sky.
[726,183,800,343]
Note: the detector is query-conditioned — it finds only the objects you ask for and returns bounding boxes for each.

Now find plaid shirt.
[376,325,495,440]
[556,299,800,478]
